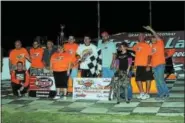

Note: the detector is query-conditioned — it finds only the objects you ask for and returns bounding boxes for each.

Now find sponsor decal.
[35,77,53,88]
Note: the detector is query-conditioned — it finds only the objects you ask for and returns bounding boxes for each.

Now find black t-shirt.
[117,52,132,71]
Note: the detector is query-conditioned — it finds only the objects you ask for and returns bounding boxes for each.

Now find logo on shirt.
[32,53,40,58]
[55,56,64,61]
[104,47,108,49]
[16,74,25,80]
[136,47,141,51]
[82,49,93,61]
[119,55,127,59]
[16,54,25,60]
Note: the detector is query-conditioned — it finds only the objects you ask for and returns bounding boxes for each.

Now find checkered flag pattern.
[87,48,102,77]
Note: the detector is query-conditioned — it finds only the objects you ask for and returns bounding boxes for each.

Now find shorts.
[53,71,68,88]
[135,66,154,81]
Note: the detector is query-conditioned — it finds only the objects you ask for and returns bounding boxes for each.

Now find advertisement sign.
[29,76,56,91]
[29,76,56,97]
[110,31,184,78]
[73,78,112,100]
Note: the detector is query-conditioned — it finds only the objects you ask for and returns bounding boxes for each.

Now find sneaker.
[53,95,60,100]
[141,94,147,100]
[145,94,150,99]
[137,93,145,99]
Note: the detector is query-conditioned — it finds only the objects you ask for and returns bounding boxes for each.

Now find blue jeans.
[153,64,169,97]
[70,68,78,79]
[102,67,115,78]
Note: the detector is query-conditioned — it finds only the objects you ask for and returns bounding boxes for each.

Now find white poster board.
[73,78,112,100]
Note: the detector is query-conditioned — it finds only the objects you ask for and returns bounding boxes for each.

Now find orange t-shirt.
[64,43,79,68]
[132,42,152,66]
[50,52,72,72]
[30,47,44,68]
[151,40,166,67]
[165,49,176,58]
[9,48,29,65]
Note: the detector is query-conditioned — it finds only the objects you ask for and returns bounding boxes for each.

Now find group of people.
[8,25,174,100]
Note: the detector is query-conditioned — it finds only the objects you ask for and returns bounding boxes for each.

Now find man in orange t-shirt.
[9,40,30,73]
[50,45,72,100]
[127,33,154,100]
[64,36,79,79]
[29,40,44,75]
[144,26,169,100]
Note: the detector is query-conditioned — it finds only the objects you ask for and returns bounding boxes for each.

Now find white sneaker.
[145,94,150,99]
[53,95,60,100]
[141,94,147,100]
[137,93,145,99]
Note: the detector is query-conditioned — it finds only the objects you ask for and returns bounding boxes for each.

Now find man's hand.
[20,86,24,91]
[143,26,152,31]
[67,70,70,76]
[146,66,150,72]
[126,69,130,76]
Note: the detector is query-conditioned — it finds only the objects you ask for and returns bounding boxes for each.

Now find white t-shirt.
[76,44,97,69]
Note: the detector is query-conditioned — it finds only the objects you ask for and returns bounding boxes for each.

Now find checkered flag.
[87,49,102,77]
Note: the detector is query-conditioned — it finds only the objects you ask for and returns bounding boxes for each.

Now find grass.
[2,110,184,123]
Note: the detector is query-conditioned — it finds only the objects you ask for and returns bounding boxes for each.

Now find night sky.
[1,1,184,55]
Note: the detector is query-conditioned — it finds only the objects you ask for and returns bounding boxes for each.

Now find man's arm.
[11,71,20,84]
[110,42,117,68]
[143,26,161,40]
[24,49,31,63]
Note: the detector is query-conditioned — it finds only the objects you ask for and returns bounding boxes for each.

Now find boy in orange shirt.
[50,45,72,100]
[9,40,30,73]
[144,26,169,99]
[11,61,30,97]
[29,40,44,75]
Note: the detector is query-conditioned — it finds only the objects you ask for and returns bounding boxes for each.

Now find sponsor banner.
[29,76,56,91]
[73,78,112,100]
[110,31,185,76]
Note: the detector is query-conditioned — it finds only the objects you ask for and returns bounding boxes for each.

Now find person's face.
[102,34,109,41]
[138,33,145,42]
[33,41,39,48]
[151,37,157,44]
[15,41,22,49]
[17,63,23,70]
[120,45,126,52]
[47,42,53,48]
[68,36,75,43]
[84,37,91,45]
[57,46,64,52]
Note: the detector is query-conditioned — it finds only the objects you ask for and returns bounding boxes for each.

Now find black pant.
[11,83,28,96]
[81,69,93,78]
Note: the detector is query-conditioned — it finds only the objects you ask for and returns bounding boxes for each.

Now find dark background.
[1,1,184,55]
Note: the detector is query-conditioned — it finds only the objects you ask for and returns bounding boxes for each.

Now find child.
[115,42,133,100]
[11,61,30,97]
